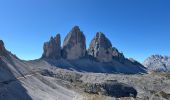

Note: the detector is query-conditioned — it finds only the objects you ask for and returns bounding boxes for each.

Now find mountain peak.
[88,32,113,62]
[42,34,61,59]
[71,26,80,31]
[62,26,86,60]
[0,40,6,53]
[143,54,170,72]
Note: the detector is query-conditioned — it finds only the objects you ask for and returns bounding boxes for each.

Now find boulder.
[42,34,61,59]
[84,80,137,98]
[88,32,113,62]
[62,26,86,60]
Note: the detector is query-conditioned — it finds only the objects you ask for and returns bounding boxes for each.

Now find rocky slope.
[143,55,170,72]
[0,40,78,100]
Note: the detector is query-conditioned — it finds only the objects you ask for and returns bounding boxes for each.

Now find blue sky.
[0,0,170,62]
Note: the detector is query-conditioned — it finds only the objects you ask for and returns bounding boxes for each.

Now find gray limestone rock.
[42,34,61,59]
[88,32,113,62]
[62,26,86,60]
[143,55,170,72]
[84,80,137,98]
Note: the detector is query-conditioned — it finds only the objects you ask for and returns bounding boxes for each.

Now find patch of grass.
[159,91,170,99]
[77,93,115,100]
[120,97,142,100]
[76,93,142,100]
[150,72,170,78]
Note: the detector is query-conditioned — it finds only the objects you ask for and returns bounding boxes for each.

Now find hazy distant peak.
[143,54,170,72]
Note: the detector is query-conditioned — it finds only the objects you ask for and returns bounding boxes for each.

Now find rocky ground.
[0,53,170,100]
[37,66,170,100]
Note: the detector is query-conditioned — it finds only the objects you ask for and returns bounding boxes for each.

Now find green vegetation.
[159,91,170,99]
[150,72,170,78]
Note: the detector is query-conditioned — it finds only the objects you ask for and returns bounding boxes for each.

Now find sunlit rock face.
[42,34,61,59]
[88,32,113,62]
[62,26,86,60]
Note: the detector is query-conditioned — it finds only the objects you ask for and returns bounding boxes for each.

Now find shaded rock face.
[42,34,61,59]
[143,55,170,72]
[88,32,113,62]
[62,26,86,60]
[112,47,125,62]
[84,80,137,98]
[0,40,6,54]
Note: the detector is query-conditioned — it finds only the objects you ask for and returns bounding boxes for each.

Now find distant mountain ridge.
[143,55,170,72]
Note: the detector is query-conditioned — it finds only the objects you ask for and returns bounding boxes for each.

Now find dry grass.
[74,93,115,100]
[159,91,170,99]
[150,72,170,78]
[74,93,142,100]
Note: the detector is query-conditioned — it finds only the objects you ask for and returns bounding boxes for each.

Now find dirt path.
[0,71,40,85]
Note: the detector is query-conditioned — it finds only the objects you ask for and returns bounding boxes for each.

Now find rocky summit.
[0,40,5,52]
[143,55,170,72]
[62,26,86,60]
[42,34,61,59]
[0,40,7,55]
[88,32,113,62]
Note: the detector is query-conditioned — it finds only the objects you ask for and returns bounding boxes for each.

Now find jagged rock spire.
[88,32,113,62]
[42,34,61,59]
[0,40,6,54]
[62,26,86,60]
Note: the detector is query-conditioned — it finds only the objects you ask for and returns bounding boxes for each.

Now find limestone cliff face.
[62,26,86,60]
[42,34,61,59]
[88,32,113,62]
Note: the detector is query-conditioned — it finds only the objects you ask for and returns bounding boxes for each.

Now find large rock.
[84,80,137,98]
[143,55,170,72]
[88,32,113,62]
[62,26,86,60]
[42,34,61,59]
